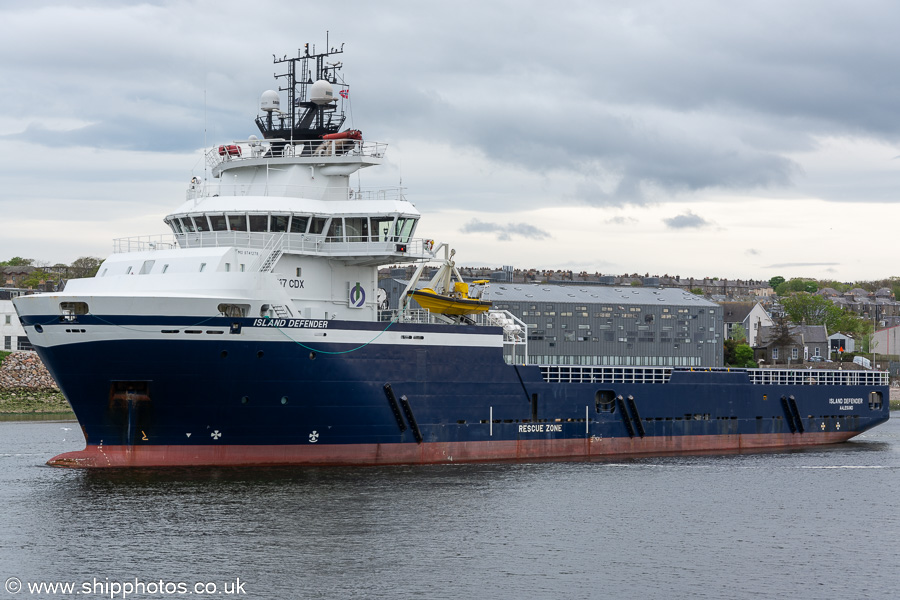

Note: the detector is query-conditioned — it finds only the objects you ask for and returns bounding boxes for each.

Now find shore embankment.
[0,351,73,414]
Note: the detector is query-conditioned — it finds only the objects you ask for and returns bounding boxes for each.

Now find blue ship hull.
[25,316,890,467]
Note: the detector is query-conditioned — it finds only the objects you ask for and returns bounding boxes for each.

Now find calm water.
[1,416,899,600]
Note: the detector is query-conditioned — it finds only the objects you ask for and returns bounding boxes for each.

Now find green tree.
[725,338,756,367]
[70,256,103,278]
[734,344,755,367]
[833,311,873,339]
[775,278,817,295]
[723,338,738,365]
[0,257,34,267]
[768,275,785,290]
[690,287,704,295]
[731,323,747,342]
[22,269,52,289]
[781,293,841,327]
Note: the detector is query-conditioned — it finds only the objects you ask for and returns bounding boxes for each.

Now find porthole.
[220,350,228,358]
[257,351,264,359]
[241,396,249,404]
[34,324,43,333]
[281,396,288,405]
[309,352,317,360]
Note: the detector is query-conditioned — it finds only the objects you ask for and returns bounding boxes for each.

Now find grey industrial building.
[381,279,724,367]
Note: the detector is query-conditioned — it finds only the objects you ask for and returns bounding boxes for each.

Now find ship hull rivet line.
[398,395,423,444]
[383,384,407,433]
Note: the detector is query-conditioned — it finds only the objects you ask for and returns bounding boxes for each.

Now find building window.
[772,348,779,360]
[792,348,798,360]
[3,336,10,350]
[814,347,821,357]
[4,315,10,325]
[17,337,32,351]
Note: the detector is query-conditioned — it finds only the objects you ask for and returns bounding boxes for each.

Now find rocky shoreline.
[0,352,73,414]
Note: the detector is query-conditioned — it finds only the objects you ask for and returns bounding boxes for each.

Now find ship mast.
[256,40,348,145]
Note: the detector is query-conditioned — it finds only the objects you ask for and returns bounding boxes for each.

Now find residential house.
[754,324,828,365]
[0,296,32,351]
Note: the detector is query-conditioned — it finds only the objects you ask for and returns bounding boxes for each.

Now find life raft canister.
[218,144,242,157]
[321,129,362,141]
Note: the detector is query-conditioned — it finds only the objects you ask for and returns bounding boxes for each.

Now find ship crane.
[400,243,492,324]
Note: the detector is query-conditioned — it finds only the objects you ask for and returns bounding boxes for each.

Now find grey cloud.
[461,219,551,241]
[663,211,712,229]
[605,216,638,225]
[3,0,900,226]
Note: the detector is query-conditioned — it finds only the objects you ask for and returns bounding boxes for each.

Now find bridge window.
[178,217,195,233]
[170,219,183,234]
[192,215,209,232]
[290,215,309,233]
[310,217,328,234]
[344,217,368,242]
[271,215,290,233]
[395,217,416,242]
[372,217,395,242]
[326,218,345,241]
[249,215,268,232]
[209,214,228,231]
[227,214,247,231]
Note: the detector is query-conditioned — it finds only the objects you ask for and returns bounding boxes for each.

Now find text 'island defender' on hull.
[13,41,889,468]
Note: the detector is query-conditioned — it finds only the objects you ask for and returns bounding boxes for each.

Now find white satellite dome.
[310,79,336,105]
[260,90,280,112]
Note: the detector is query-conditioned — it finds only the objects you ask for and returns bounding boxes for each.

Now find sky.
[2,0,900,282]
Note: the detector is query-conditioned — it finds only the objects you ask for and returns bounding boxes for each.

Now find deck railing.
[185,184,405,202]
[746,368,888,386]
[113,232,433,259]
[540,366,674,384]
[205,138,387,172]
[539,365,889,386]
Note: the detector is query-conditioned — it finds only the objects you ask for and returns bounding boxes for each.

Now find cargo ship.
[13,43,889,467]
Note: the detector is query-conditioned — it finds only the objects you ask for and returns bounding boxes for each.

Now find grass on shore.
[0,389,74,414]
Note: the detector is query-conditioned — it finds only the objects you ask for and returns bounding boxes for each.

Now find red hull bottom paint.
[47,432,859,468]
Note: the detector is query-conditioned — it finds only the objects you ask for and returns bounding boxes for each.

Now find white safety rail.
[204,139,388,171]
[747,368,889,386]
[113,232,434,260]
[540,366,674,384]
[538,365,889,386]
[186,184,405,202]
